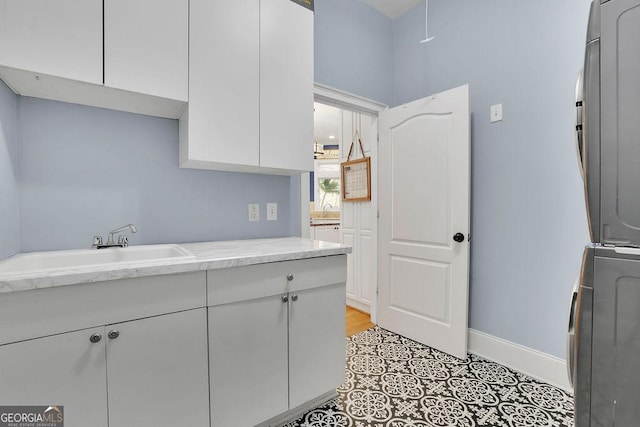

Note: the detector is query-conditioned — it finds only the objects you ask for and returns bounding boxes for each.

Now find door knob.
[453,232,465,243]
[108,330,120,340]
[89,333,102,343]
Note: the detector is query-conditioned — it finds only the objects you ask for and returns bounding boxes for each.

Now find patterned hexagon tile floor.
[284,327,574,427]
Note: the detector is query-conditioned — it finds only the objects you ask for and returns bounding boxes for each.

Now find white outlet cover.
[490,103,503,123]
[267,203,278,221]
[248,204,259,222]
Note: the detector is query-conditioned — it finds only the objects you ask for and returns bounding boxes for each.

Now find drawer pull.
[89,333,102,343]
[281,295,289,303]
[287,274,294,281]
[291,294,298,302]
[108,330,120,340]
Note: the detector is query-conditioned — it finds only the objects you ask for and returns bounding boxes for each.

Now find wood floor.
[346,306,375,336]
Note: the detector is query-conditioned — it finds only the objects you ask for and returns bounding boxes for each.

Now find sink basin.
[0,244,195,276]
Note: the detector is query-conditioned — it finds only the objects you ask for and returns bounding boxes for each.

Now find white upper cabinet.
[0,0,103,84]
[180,0,314,175]
[183,0,260,169]
[259,0,314,172]
[0,0,187,119]
[104,0,188,101]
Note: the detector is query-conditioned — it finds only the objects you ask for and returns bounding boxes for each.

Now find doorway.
[305,84,386,323]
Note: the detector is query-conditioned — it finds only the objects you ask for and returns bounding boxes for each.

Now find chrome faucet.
[322,203,333,218]
[93,224,137,249]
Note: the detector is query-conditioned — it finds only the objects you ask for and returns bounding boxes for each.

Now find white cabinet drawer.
[207,255,347,306]
[0,272,206,345]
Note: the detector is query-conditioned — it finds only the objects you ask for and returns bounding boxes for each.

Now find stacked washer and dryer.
[569,1,640,426]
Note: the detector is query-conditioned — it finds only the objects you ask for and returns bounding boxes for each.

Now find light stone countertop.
[0,237,351,294]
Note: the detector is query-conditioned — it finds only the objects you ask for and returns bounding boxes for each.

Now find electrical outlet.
[248,204,259,222]
[490,103,503,123]
[267,203,278,221]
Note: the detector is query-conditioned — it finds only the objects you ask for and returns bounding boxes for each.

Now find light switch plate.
[248,204,259,222]
[490,103,503,123]
[267,203,278,221]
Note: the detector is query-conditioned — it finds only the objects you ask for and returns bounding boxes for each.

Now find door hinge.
[468,233,471,242]
[377,211,380,219]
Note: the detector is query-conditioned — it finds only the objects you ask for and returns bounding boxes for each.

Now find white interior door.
[378,85,470,359]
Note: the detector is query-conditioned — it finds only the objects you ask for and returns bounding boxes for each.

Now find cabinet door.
[185,0,260,167]
[289,284,346,408]
[260,0,314,172]
[209,295,289,427]
[104,0,188,101]
[0,328,108,427]
[105,309,209,427]
[0,0,102,84]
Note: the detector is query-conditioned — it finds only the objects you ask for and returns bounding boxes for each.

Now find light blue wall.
[393,0,592,357]
[289,175,302,237]
[0,80,19,260]
[314,0,393,106]
[17,98,292,252]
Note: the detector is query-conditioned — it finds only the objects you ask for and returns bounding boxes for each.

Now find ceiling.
[359,0,421,19]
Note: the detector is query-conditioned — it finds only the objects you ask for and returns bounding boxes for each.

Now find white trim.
[468,328,572,393]
[314,83,387,115]
[346,296,370,314]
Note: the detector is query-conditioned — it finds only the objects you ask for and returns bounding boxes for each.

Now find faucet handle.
[117,235,129,247]
[92,236,103,249]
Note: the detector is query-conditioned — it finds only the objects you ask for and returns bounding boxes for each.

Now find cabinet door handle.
[291,294,298,302]
[287,274,294,281]
[281,295,289,303]
[89,333,102,343]
[108,330,120,340]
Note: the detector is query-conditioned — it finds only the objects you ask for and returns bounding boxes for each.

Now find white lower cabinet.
[106,309,210,427]
[289,284,346,408]
[0,309,209,427]
[209,295,289,426]
[0,254,348,427]
[0,327,109,427]
[207,255,347,426]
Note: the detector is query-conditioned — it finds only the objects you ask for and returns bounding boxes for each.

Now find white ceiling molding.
[314,83,387,116]
[359,0,421,19]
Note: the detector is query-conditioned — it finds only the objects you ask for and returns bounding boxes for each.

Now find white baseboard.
[346,297,370,314]
[468,329,572,393]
